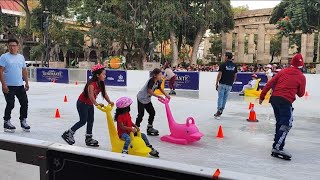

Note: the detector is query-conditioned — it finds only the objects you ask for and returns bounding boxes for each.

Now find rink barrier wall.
[0,134,277,180]
[27,68,319,95]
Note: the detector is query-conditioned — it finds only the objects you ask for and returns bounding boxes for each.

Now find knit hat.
[290,53,304,68]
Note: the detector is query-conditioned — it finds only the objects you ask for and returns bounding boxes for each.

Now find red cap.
[290,54,304,68]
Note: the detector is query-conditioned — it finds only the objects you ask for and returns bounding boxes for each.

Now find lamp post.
[42,8,50,67]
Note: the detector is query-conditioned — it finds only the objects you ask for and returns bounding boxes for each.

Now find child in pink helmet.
[62,64,114,147]
[114,96,159,157]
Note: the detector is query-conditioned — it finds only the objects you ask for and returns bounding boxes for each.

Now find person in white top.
[239,74,258,95]
[265,64,273,81]
[163,63,177,95]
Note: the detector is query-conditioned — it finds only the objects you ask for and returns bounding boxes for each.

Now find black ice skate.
[214,111,222,120]
[4,120,16,133]
[122,149,129,154]
[147,145,159,158]
[271,148,292,160]
[169,90,176,95]
[147,125,159,136]
[20,119,30,132]
[85,134,99,147]
[61,130,75,145]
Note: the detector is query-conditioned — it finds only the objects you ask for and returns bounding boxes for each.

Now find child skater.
[61,64,114,147]
[163,62,177,95]
[239,74,258,96]
[115,96,159,157]
[136,68,170,136]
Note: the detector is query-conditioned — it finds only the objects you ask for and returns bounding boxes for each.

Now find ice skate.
[169,90,176,95]
[20,119,30,132]
[214,111,222,120]
[147,145,159,158]
[122,149,129,154]
[85,134,99,147]
[271,148,292,160]
[4,120,16,133]
[147,125,159,136]
[61,130,75,145]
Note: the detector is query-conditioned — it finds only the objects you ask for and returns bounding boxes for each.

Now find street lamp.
[42,8,50,67]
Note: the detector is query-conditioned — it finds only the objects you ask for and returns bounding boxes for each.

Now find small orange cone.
[247,105,258,122]
[213,169,220,179]
[55,109,61,118]
[75,81,78,85]
[305,91,309,97]
[216,125,224,138]
[52,79,56,83]
[248,102,253,110]
[64,95,68,102]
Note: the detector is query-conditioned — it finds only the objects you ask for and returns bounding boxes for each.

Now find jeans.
[271,102,293,150]
[3,86,28,121]
[135,99,155,127]
[217,84,232,112]
[121,132,150,150]
[70,100,94,134]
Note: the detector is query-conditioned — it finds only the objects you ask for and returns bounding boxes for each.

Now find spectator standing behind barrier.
[214,52,238,119]
[265,64,273,81]
[0,38,30,133]
[163,62,177,95]
[259,53,306,159]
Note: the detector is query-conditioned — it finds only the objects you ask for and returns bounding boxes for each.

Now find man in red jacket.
[259,53,306,159]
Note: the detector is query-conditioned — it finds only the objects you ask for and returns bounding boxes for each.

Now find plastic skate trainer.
[158,97,203,145]
[97,104,151,157]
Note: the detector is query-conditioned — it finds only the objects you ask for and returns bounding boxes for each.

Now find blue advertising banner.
[150,71,199,90]
[232,73,268,92]
[36,68,69,83]
[87,69,127,86]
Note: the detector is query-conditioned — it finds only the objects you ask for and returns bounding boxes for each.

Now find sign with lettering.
[87,69,127,86]
[36,68,69,83]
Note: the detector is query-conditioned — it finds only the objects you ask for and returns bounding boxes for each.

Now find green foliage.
[271,0,320,34]
[209,34,222,57]
[232,5,249,14]
[30,44,45,60]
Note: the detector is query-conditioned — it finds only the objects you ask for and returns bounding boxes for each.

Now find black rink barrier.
[0,134,277,180]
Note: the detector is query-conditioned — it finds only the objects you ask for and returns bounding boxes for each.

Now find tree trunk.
[25,10,31,32]
[170,31,179,67]
[190,26,206,65]
[177,26,183,53]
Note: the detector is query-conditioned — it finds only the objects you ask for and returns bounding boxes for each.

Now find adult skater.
[214,52,237,118]
[0,38,30,132]
[259,53,306,160]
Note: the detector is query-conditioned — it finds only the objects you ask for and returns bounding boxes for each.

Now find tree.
[208,34,222,61]
[186,0,234,65]
[270,35,281,63]
[12,0,32,31]
[232,5,249,14]
[270,0,320,34]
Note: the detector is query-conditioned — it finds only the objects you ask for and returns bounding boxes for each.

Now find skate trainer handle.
[158,97,170,104]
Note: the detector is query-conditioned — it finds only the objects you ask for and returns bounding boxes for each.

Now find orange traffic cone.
[55,109,61,118]
[64,95,68,102]
[75,81,78,85]
[216,125,224,138]
[248,102,254,110]
[212,169,220,179]
[247,105,258,122]
[305,91,309,97]
[52,79,56,83]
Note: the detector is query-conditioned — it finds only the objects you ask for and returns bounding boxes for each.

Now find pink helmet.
[116,97,133,108]
[91,64,105,73]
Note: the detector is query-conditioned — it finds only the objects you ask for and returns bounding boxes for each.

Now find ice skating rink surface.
[0,82,319,180]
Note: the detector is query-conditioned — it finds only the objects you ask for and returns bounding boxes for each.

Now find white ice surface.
[0,82,320,180]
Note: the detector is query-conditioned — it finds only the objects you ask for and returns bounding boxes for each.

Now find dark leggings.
[71,100,94,134]
[169,75,176,90]
[3,86,28,121]
[135,99,155,127]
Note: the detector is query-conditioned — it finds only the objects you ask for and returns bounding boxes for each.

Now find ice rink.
[0,81,320,180]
